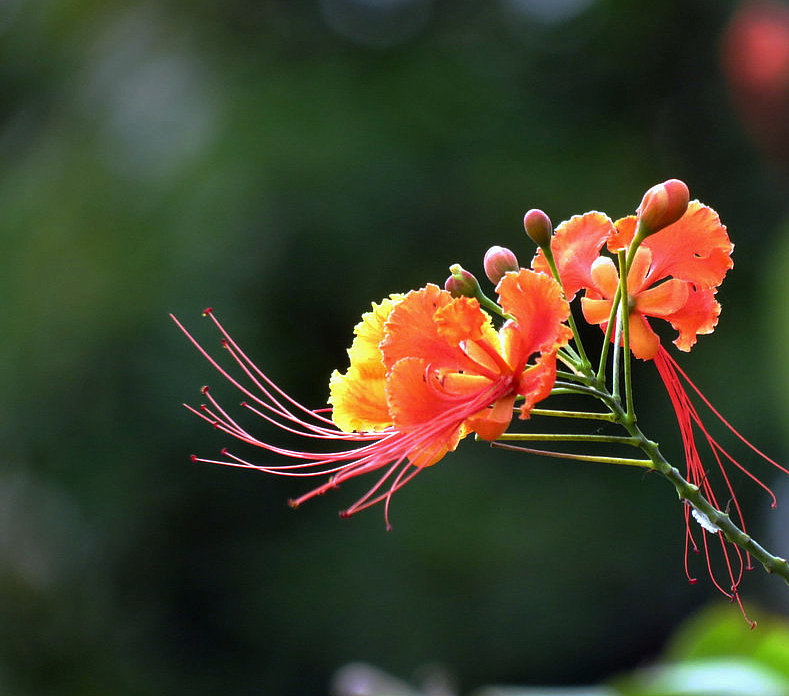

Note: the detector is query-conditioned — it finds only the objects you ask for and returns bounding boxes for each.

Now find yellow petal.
[329,294,403,432]
[329,366,391,432]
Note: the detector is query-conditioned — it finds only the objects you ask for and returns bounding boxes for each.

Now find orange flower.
[533,195,786,619]
[532,201,733,360]
[173,269,570,525]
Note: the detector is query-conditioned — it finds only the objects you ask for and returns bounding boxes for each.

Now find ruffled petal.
[643,202,733,287]
[627,202,733,288]
[607,215,637,252]
[433,296,487,344]
[516,349,558,418]
[635,278,690,318]
[330,294,402,431]
[532,212,615,300]
[345,294,403,372]
[380,284,468,373]
[433,296,504,376]
[663,287,722,352]
[329,366,392,432]
[496,269,572,366]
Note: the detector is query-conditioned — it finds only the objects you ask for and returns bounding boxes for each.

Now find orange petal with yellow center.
[496,269,572,364]
[531,212,614,300]
[381,284,473,374]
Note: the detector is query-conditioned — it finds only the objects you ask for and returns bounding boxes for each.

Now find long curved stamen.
[173,310,522,525]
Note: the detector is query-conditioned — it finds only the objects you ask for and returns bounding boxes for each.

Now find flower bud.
[483,245,519,285]
[636,179,690,236]
[523,209,553,247]
[444,264,480,298]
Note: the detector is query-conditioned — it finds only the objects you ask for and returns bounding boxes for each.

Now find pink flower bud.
[483,245,519,284]
[637,179,690,235]
[523,209,553,247]
[444,264,480,298]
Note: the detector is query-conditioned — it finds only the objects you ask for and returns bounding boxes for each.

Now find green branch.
[490,441,651,468]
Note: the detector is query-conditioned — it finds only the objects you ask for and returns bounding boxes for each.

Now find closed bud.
[483,245,519,284]
[637,179,690,236]
[523,209,553,247]
[444,264,480,298]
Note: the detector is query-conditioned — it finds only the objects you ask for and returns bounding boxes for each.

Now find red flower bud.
[523,209,553,247]
[444,264,480,298]
[483,245,519,284]
[637,179,690,236]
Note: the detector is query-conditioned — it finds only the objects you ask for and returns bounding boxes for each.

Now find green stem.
[540,245,592,370]
[490,441,651,468]
[506,362,789,590]
[477,291,510,319]
[555,369,592,384]
[496,432,639,445]
[621,418,789,588]
[596,284,623,383]
[617,249,635,421]
[612,305,622,403]
[529,408,616,421]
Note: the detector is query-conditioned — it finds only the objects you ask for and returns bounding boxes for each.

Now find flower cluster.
[174,179,789,621]
[173,269,570,528]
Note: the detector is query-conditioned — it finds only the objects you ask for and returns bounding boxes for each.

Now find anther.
[202,307,213,315]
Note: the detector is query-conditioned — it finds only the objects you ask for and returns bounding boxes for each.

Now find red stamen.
[171,311,513,526]
[655,346,779,624]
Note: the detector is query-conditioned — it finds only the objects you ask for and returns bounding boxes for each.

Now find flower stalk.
[176,177,789,623]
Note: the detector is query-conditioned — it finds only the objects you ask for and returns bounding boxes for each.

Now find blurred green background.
[5,0,789,694]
